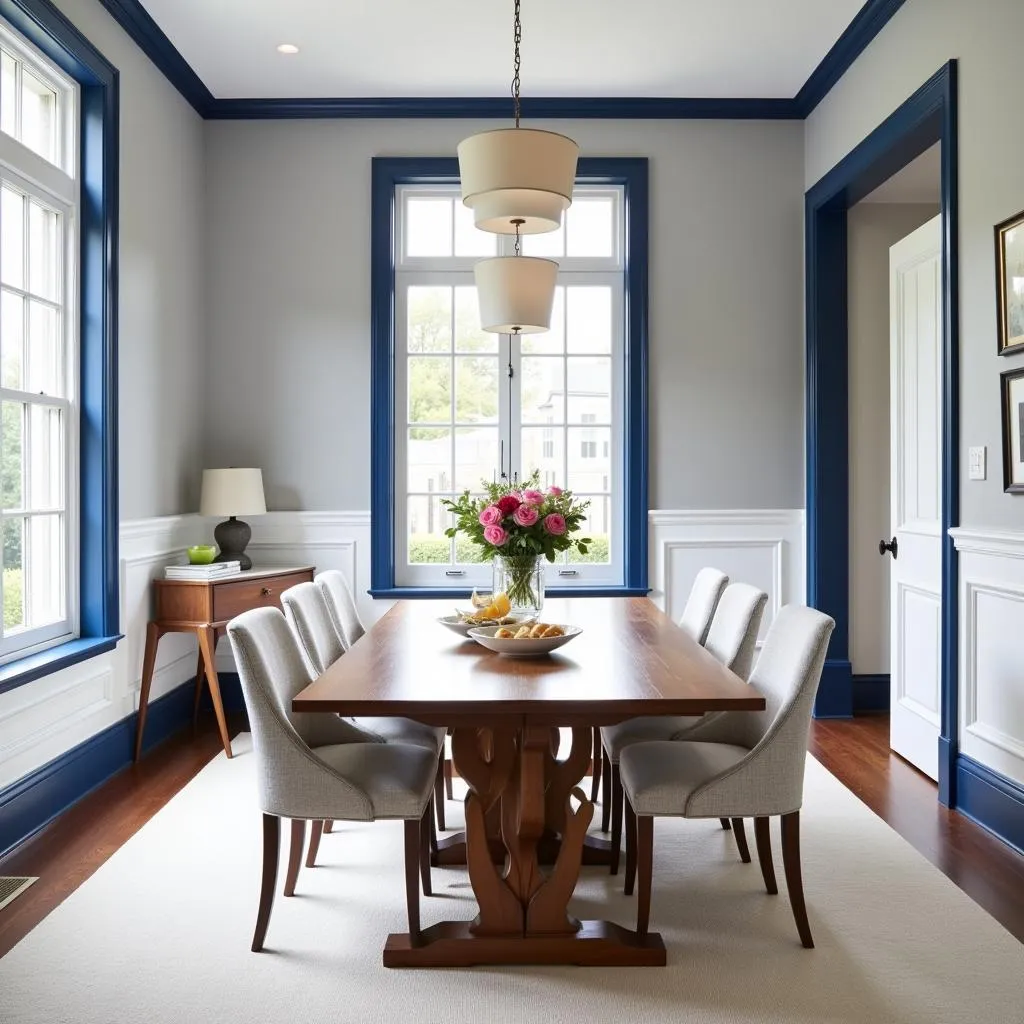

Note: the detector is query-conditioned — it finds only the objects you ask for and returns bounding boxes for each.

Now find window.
[0,25,76,663]
[371,158,648,596]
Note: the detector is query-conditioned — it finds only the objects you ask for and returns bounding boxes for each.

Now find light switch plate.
[968,446,986,481]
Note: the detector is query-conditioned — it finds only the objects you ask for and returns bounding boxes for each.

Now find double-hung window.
[373,158,648,596]
[0,25,77,663]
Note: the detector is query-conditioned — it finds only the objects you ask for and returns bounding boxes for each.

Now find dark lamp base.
[214,516,253,570]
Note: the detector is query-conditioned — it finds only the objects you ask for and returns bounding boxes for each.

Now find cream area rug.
[1,735,1021,1024]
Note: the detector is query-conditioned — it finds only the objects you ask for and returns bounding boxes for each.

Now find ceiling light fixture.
[474,220,557,334]
[276,43,300,55]
[457,0,578,235]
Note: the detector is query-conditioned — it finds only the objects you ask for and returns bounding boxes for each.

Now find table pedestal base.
[383,920,666,968]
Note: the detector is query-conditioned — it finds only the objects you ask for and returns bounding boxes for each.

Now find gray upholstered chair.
[227,607,439,952]
[619,604,835,948]
[315,569,366,648]
[599,582,768,871]
[280,582,447,835]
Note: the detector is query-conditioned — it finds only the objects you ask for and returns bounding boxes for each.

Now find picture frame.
[1000,366,1024,493]
[995,208,1024,356]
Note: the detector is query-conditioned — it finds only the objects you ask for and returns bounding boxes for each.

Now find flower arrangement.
[442,472,591,610]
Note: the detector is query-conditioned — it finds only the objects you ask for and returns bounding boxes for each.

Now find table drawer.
[212,570,313,622]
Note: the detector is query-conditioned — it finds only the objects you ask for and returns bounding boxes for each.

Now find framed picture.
[1001,366,1024,493]
[996,208,1024,355]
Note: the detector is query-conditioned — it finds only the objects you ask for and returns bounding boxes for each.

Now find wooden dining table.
[292,596,765,968]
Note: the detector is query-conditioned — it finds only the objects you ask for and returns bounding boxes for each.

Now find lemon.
[489,592,511,618]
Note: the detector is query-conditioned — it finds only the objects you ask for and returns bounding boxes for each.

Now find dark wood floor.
[1,713,1022,958]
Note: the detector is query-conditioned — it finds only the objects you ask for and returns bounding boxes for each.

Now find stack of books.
[165,560,242,581]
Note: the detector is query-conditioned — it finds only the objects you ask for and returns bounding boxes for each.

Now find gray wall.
[847,202,939,676]
[806,0,1024,531]
[56,0,206,519]
[203,118,805,511]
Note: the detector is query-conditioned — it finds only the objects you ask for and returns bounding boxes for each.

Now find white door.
[888,215,942,780]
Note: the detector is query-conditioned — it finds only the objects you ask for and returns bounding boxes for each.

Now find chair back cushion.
[704,582,768,681]
[315,570,366,648]
[281,581,345,676]
[678,567,729,644]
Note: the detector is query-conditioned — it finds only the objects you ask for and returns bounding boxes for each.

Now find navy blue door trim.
[370,158,648,596]
[804,62,958,798]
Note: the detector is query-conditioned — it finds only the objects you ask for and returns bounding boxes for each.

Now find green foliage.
[566,534,610,564]
[408,536,490,565]
[2,401,22,567]
[3,567,22,629]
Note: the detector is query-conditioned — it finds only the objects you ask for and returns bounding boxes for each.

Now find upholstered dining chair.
[280,582,447,835]
[227,607,439,953]
[590,567,730,819]
[315,569,366,648]
[599,582,768,873]
[618,604,835,948]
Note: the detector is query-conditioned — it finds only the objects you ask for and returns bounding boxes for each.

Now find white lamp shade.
[474,256,558,335]
[457,128,579,235]
[199,468,267,517]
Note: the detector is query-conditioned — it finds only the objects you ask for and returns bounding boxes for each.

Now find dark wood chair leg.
[636,815,654,939]
[283,819,305,896]
[606,765,622,876]
[305,819,323,869]
[754,816,778,894]
[624,797,638,896]
[444,757,454,799]
[590,726,602,803]
[323,819,334,833]
[731,817,751,863]
[252,814,279,952]
[429,798,438,856]
[434,758,446,832]
[404,818,421,940]
[600,749,612,832]
[720,817,732,830]
[781,811,814,948]
[419,805,433,897]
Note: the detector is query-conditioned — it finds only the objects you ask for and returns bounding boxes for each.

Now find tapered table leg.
[197,626,233,758]
[134,622,163,762]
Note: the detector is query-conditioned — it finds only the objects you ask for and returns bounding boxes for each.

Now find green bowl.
[187,545,217,564]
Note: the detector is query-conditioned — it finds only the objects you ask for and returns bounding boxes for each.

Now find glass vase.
[492,553,545,618]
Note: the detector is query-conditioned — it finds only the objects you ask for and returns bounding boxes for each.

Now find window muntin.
[0,24,77,662]
[395,185,624,588]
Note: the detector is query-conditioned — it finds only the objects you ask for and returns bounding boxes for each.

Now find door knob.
[878,537,898,559]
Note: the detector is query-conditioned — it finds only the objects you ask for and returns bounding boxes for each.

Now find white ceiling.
[860,144,941,204]
[139,0,866,100]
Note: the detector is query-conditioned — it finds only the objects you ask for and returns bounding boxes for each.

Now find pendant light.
[457,0,579,235]
[474,220,557,334]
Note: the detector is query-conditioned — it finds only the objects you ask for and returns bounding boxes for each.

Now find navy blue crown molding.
[87,0,903,121]
[804,62,958,772]
[369,157,648,598]
[0,0,121,693]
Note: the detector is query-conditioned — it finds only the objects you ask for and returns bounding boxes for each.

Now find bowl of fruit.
[437,591,522,637]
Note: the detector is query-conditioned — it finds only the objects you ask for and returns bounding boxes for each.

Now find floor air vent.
[0,876,38,911]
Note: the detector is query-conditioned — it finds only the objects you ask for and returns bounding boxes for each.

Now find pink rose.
[496,494,521,516]
[543,513,567,536]
[513,504,539,527]
[521,489,545,505]
[547,486,563,496]
[478,505,503,527]
[483,524,509,546]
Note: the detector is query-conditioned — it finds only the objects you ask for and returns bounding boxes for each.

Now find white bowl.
[437,614,522,637]
[467,623,582,656]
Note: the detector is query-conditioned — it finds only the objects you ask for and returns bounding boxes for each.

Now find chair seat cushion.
[313,742,438,820]
[601,716,703,762]
[354,717,446,752]
[619,740,750,816]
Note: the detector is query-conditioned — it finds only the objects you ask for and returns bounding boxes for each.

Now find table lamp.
[199,468,266,570]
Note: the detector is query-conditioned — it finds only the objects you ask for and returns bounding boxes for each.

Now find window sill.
[0,635,121,696]
[369,587,651,600]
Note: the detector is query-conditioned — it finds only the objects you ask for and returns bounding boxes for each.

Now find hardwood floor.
[1,714,1022,959]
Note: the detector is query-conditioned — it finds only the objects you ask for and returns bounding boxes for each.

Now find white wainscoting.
[648,510,806,644]
[950,527,1024,788]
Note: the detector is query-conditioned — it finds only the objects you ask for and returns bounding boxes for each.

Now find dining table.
[291,596,766,968]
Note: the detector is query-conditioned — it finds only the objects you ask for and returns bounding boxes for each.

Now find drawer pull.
[261,587,272,596]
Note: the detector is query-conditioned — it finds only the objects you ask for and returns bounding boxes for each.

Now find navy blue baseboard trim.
[956,755,1024,857]
[938,736,956,806]
[852,673,890,713]
[814,659,854,719]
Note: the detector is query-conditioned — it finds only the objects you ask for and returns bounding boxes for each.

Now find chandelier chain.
[512,0,522,128]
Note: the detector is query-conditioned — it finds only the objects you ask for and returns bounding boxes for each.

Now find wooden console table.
[134,565,314,761]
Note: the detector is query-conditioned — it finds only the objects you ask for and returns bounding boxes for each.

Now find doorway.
[804,62,960,804]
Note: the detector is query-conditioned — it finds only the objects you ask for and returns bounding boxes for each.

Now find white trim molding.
[949,527,1024,560]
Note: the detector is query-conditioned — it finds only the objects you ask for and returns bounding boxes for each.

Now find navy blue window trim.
[370,157,648,597]
[0,0,120,687]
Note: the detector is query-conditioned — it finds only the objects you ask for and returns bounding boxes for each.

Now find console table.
[134,565,315,761]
